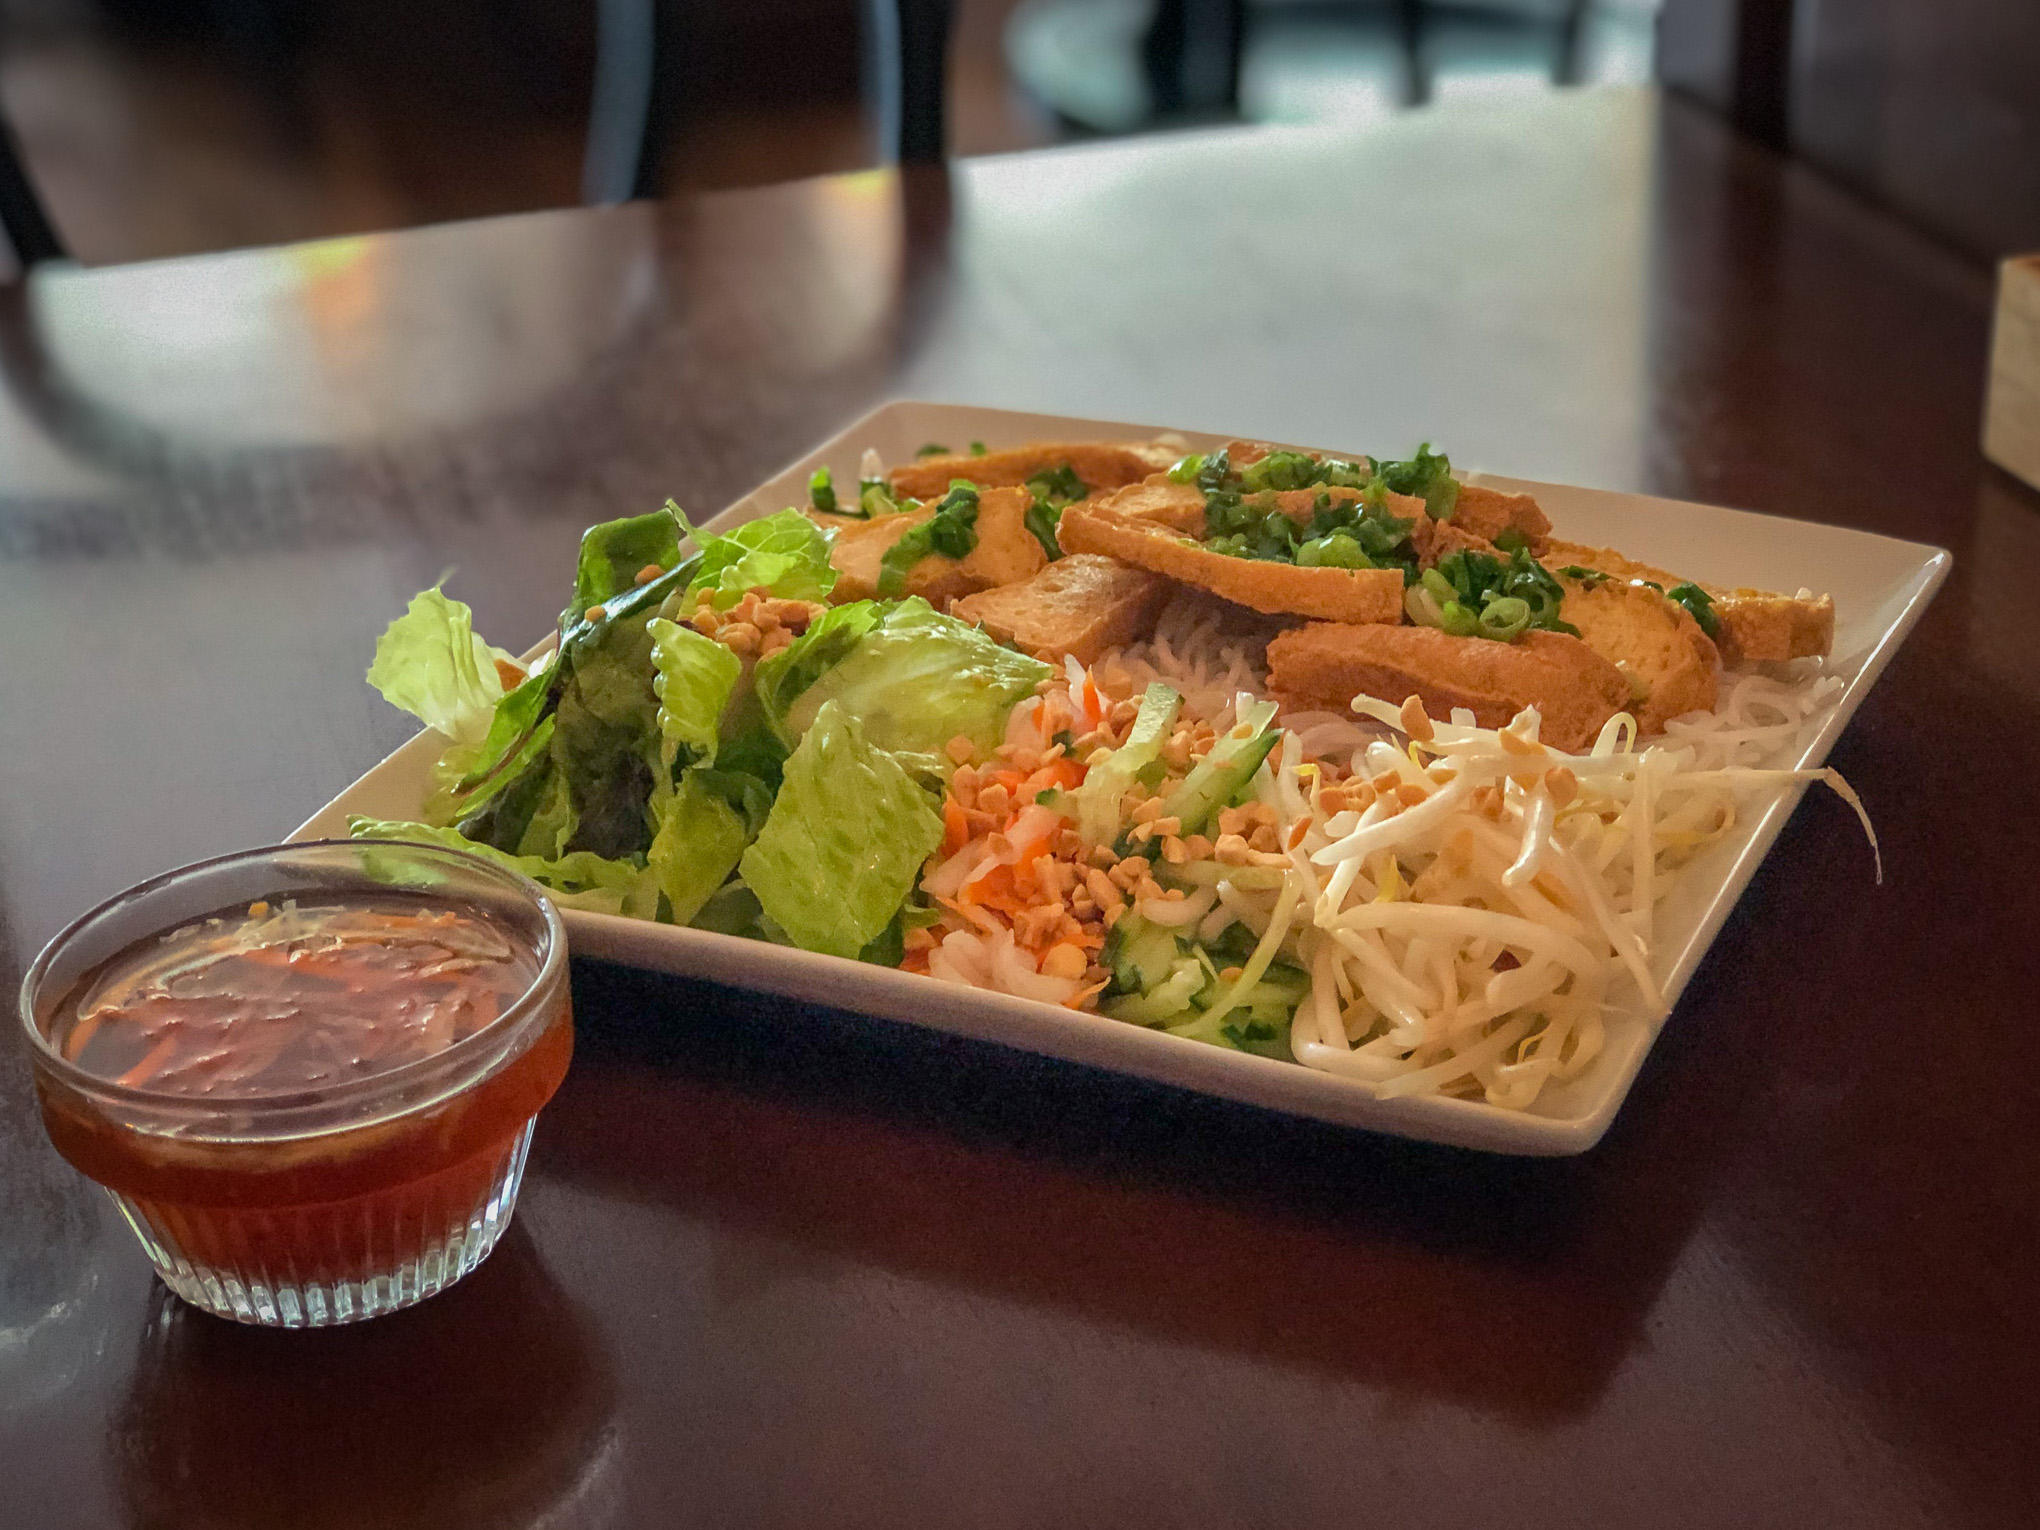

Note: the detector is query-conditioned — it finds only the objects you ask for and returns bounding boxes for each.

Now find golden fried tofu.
[951,554,1174,666]
[826,487,1042,606]
[1558,574,1719,734]
[1266,623,1629,754]
[958,486,1047,589]
[1266,484,1434,527]
[1544,538,1835,664]
[1409,515,1500,567]
[887,441,1178,502]
[829,510,967,604]
[1105,475,1207,534]
[1059,490,1404,624]
[1449,484,1553,552]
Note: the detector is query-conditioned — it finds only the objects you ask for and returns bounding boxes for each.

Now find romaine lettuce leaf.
[647,618,741,770]
[367,584,507,749]
[514,766,579,861]
[348,816,656,918]
[646,773,750,926]
[751,600,883,735]
[675,504,837,610]
[737,701,945,958]
[756,597,1050,757]
[571,508,684,618]
[548,609,664,859]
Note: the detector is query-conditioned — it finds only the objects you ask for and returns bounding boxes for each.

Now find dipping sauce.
[22,844,570,1327]
[55,898,541,1097]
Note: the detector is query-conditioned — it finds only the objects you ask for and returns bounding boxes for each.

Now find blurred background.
[0,0,2033,267]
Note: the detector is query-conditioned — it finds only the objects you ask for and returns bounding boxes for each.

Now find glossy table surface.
[4,86,2036,1530]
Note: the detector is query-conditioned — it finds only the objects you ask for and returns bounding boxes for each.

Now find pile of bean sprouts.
[1196,674,1875,1110]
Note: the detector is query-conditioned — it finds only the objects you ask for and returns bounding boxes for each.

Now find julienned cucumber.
[1105,912,1183,994]
[1159,701,1282,837]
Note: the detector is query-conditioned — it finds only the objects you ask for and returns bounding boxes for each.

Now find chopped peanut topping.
[1399,695,1435,742]
[946,735,976,765]
[1041,943,1088,980]
[634,562,664,586]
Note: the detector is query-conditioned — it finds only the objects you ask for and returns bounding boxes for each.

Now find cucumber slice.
[1076,682,1181,846]
[1102,912,1184,995]
[1158,700,1281,838]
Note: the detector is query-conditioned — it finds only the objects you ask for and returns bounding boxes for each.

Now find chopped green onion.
[808,466,838,514]
[1477,595,1531,641]
[914,442,951,458]
[1666,581,1722,638]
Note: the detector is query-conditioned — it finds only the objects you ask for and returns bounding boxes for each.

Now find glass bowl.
[18,840,572,1327]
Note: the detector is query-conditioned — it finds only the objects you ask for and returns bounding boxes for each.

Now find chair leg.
[1396,0,1428,107]
[1143,0,1191,117]
[891,0,954,164]
[0,106,65,269]
[1554,0,1589,86]
[582,0,661,203]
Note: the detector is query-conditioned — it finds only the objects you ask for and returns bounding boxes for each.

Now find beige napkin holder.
[1986,254,2040,492]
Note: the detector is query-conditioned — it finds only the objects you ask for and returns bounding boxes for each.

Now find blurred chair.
[1145,0,1593,117]
[0,0,956,272]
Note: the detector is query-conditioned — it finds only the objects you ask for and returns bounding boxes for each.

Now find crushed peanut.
[1041,943,1088,980]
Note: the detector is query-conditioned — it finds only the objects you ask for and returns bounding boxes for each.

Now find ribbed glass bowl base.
[108,1118,536,1327]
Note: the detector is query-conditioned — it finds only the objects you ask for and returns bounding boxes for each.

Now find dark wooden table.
[4,86,2035,1529]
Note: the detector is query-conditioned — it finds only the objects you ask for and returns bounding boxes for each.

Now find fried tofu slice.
[1108,476,1207,534]
[888,441,1178,502]
[1544,538,1835,664]
[1449,484,1552,552]
[1557,573,1719,734]
[826,487,1043,605]
[951,554,1174,666]
[828,509,965,604]
[1266,623,1629,754]
[1059,489,1405,624]
[959,486,1049,589]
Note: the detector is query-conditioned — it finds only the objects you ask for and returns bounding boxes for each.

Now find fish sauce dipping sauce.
[19,841,571,1328]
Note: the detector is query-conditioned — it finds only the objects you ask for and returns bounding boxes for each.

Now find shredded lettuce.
[737,701,945,958]
[647,618,742,770]
[756,597,1050,757]
[675,504,837,610]
[348,816,656,918]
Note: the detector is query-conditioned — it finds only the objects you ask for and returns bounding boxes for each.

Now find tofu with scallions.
[828,485,1044,606]
[886,440,1177,502]
[1555,571,1720,734]
[1544,538,1835,664]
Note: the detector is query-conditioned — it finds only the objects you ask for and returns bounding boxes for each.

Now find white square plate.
[293,401,1948,1154]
